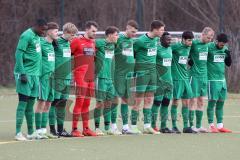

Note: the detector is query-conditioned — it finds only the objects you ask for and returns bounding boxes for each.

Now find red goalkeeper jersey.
[71,36,96,81]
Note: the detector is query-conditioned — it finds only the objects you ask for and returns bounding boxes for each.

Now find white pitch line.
[0,141,19,145]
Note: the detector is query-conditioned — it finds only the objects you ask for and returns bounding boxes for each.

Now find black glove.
[224,50,232,67]
[188,59,194,66]
[19,74,28,84]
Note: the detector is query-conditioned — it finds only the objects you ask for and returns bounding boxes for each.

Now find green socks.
[151,104,160,128]
[41,112,49,128]
[16,101,27,134]
[25,98,35,135]
[35,112,42,130]
[49,105,56,126]
[131,109,139,125]
[171,105,177,128]
[56,106,65,126]
[121,104,128,125]
[189,110,195,127]
[94,107,102,128]
[216,101,224,123]
[111,104,118,124]
[103,107,111,130]
[207,100,216,124]
[196,110,203,128]
[143,108,151,124]
[160,105,168,129]
[182,106,189,129]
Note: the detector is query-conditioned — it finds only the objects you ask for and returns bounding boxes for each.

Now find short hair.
[160,32,171,41]
[202,27,214,35]
[162,31,170,37]
[150,20,165,31]
[63,22,78,34]
[47,22,59,30]
[105,26,119,36]
[35,19,47,27]
[217,33,228,43]
[182,31,194,39]
[127,20,138,29]
[85,21,99,29]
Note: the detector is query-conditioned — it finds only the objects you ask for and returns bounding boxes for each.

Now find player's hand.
[20,74,28,84]
[224,49,232,67]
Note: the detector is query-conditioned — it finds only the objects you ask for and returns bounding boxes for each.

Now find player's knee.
[153,100,162,106]
[144,96,154,106]
[162,98,170,106]
[18,94,29,102]
[172,99,179,105]
[96,101,104,108]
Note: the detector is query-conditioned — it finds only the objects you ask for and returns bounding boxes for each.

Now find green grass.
[0,90,240,160]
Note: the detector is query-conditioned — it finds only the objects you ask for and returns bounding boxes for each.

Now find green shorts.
[208,80,227,101]
[114,72,135,99]
[39,75,55,101]
[135,70,157,93]
[173,80,192,99]
[15,74,39,97]
[155,79,173,101]
[190,76,208,98]
[54,79,71,100]
[96,78,115,102]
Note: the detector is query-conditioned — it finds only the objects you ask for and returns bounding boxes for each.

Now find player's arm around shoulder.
[70,37,80,56]
[170,42,181,54]
[133,37,143,57]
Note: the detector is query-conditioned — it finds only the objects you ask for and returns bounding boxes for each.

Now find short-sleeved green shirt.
[207,42,228,80]
[134,34,158,71]
[95,38,115,79]
[189,39,209,78]
[115,34,135,75]
[171,42,191,80]
[40,38,55,76]
[14,28,42,76]
[157,44,172,82]
[54,37,71,80]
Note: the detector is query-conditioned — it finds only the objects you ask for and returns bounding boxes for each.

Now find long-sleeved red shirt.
[70,36,96,81]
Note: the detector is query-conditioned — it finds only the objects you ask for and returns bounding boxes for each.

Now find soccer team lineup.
[13,18,233,141]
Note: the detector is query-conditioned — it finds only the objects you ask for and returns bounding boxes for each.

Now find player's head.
[201,27,214,43]
[85,21,99,39]
[150,20,165,37]
[182,31,194,47]
[216,33,228,49]
[160,32,171,48]
[62,22,78,41]
[33,19,48,37]
[126,20,138,38]
[46,22,59,40]
[105,26,120,43]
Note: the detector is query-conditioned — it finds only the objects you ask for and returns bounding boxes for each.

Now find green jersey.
[189,39,209,77]
[115,34,135,74]
[207,42,228,80]
[14,28,42,76]
[95,38,115,79]
[134,34,158,71]
[40,38,55,76]
[54,37,71,80]
[157,44,172,82]
[171,42,191,80]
